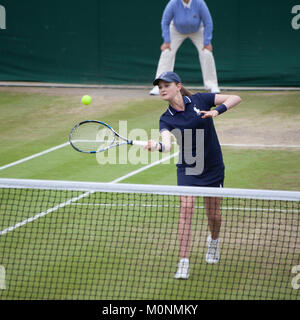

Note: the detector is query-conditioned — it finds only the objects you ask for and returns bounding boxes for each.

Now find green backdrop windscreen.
[0,0,299,86]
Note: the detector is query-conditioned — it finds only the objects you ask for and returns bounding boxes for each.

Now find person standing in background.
[149,0,220,95]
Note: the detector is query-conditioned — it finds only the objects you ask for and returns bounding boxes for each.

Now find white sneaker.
[149,86,160,95]
[210,87,220,94]
[174,258,189,279]
[206,236,220,264]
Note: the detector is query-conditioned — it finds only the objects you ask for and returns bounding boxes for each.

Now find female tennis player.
[145,71,242,279]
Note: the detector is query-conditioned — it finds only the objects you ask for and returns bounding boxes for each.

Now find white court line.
[1,138,299,235]
[71,202,299,214]
[221,143,300,148]
[0,191,92,236]
[1,141,299,171]
[0,142,69,171]
[0,151,179,236]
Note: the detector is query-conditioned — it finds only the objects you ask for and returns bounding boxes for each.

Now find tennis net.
[0,178,299,300]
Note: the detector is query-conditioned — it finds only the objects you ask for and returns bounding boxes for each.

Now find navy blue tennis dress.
[159,93,224,187]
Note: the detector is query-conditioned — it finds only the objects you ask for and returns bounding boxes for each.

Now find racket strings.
[71,123,115,152]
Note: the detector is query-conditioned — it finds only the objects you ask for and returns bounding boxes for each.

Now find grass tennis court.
[0,88,299,189]
[0,87,299,300]
[0,182,299,299]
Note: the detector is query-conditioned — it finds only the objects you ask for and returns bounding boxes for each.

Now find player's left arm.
[201,94,242,118]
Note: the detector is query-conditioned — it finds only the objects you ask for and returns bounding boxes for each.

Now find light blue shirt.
[161,0,213,45]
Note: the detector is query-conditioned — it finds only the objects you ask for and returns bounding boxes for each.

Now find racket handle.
[131,140,148,147]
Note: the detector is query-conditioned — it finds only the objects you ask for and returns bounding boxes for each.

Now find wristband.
[158,142,164,152]
[215,104,227,115]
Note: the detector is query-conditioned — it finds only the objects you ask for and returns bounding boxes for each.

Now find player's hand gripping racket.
[69,120,148,153]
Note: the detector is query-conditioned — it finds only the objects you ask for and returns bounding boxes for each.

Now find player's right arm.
[145,130,172,152]
[160,129,172,152]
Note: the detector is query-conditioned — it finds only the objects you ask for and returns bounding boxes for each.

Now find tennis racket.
[69,120,148,153]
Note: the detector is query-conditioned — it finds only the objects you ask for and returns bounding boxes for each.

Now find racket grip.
[131,140,148,147]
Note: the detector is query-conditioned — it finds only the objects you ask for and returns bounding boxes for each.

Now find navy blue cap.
[153,71,182,86]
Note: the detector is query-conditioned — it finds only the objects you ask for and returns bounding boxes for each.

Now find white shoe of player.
[174,258,189,279]
[206,236,220,264]
[149,86,160,95]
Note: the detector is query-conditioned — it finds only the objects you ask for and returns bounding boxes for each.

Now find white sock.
[210,238,219,246]
[209,235,219,243]
[179,258,189,265]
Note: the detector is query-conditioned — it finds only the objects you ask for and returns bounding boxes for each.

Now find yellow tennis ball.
[81,95,92,105]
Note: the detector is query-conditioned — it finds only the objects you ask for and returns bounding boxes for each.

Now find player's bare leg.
[204,196,221,263]
[174,196,195,279]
